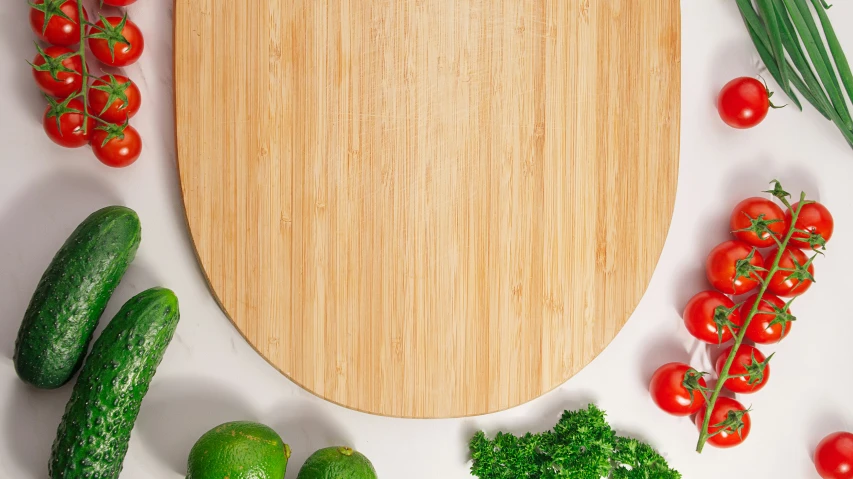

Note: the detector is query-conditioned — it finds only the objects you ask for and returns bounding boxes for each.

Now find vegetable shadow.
[0,171,119,360]
[267,401,352,479]
[135,377,258,475]
[639,335,690,387]
[2,380,74,477]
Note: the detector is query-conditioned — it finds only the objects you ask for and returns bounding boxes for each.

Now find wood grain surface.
[175,0,680,418]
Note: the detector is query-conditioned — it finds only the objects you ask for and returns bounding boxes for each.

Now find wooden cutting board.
[175,0,680,418]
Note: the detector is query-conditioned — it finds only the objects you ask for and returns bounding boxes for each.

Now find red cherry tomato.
[91,125,142,168]
[695,397,751,448]
[88,75,141,123]
[88,16,145,67]
[715,344,770,394]
[29,0,88,47]
[718,77,771,129]
[649,363,707,416]
[730,197,787,247]
[103,0,137,5]
[816,432,853,479]
[682,291,739,344]
[787,201,834,250]
[765,247,814,297]
[706,240,764,295]
[43,98,94,148]
[31,46,83,98]
[736,293,793,344]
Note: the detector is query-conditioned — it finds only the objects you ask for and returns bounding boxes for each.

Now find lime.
[297,446,377,479]
[186,421,290,479]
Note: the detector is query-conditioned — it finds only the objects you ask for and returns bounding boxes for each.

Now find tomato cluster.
[30,0,143,168]
[649,184,834,450]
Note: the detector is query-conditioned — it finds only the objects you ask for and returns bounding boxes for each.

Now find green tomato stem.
[695,195,806,453]
[77,0,89,133]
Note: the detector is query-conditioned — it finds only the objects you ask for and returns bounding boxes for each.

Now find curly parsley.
[469,404,680,479]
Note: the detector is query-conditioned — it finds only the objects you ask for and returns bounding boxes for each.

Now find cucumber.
[50,287,180,479]
[13,205,141,389]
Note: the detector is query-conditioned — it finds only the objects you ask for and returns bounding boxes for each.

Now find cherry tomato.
[29,0,88,47]
[816,432,853,479]
[683,291,739,344]
[715,344,770,394]
[730,197,787,247]
[736,293,793,344]
[103,0,137,5]
[88,16,145,67]
[88,75,141,123]
[43,98,94,148]
[31,46,83,98]
[765,247,814,297]
[718,77,771,129]
[649,363,707,416]
[695,397,751,448]
[706,240,764,295]
[787,201,834,250]
[91,124,142,168]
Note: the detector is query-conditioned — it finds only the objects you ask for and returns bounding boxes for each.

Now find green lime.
[186,421,290,479]
[297,446,377,479]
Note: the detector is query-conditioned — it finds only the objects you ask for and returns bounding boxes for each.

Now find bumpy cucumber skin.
[14,205,141,389]
[49,287,180,479]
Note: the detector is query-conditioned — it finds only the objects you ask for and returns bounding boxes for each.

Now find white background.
[2,1,853,478]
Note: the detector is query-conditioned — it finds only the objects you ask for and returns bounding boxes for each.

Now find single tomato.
[765,247,814,297]
[682,290,739,344]
[695,397,751,448]
[715,344,770,394]
[649,363,707,416]
[88,16,145,67]
[736,293,794,344]
[730,197,787,247]
[91,124,142,168]
[787,201,834,250]
[718,77,771,129]
[88,75,141,123]
[706,240,764,295]
[816,432,853,479]
[30,0,88,46]
[31,46,83,98]
[43,98,94,148]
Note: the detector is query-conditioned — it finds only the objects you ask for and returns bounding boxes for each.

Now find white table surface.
[2,1,853,478]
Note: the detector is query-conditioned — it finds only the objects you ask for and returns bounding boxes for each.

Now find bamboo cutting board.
[175,0,680,418]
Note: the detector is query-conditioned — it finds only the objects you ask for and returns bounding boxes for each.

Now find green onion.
[809,0,853,112]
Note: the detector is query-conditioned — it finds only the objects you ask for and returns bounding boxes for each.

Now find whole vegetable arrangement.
[469,404,680,478]
[735,0,853,148]
[650,180,834,452]
[29,0,144,167]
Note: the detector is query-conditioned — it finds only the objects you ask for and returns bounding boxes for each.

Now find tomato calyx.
[764,180,793,206]
[29,43,79,82]
[90,74,132,115]
[733,248,766,289]
[709,407,752,440]
[29,0,73,35]
[712,304,741,344]
[796,230,828,252]
[44,93,85,136]
[777,253,817,284]
[734,351,774,387]
[732,212,783,245]
[87,14,131,63]
[757,76,786,110]
[93,120,129,147]
[765,297,797,337]
[682,368,710,406]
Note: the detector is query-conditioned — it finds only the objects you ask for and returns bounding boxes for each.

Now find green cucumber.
[14,205,141,389]
[49,287,180,479]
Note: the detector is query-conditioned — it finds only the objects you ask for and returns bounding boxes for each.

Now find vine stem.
[76,0,90,132]
[695,193,806,453]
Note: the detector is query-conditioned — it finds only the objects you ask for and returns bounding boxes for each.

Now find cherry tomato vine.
[29,0,143,167]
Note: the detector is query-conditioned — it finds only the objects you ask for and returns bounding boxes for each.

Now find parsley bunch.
[470,405,680,479]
